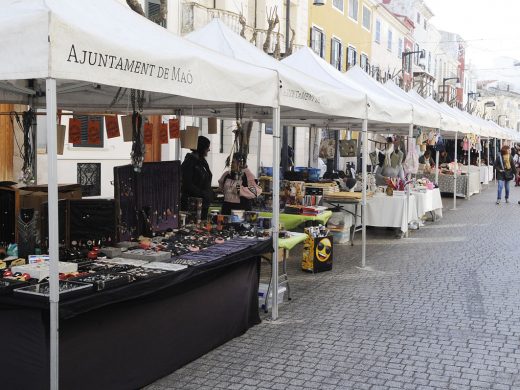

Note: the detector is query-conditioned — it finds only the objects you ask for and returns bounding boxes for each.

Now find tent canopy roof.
[0,0,279,110]
[186,19,367,121]
[282,48,414,126]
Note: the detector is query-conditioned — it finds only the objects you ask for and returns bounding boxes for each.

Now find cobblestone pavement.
[147,184,520,390]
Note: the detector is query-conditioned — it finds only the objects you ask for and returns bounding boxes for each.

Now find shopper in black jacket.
[181,136,213,219]
[494,145,516,205]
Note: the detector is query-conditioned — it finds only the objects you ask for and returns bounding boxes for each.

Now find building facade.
[370,3,413,85]
[308,0,375,72]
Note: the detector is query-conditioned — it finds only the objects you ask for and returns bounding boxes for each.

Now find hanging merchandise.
[121,115,133,142]
[434,132,445,152]
[68,117,82,144]
[143,122,153,145]
[87,120,101,145]
[169,118,180,139]
[105,115,120,139]
[416,127,427,152]
[11,109,36,184]
[159,123,169,144]
[208,117,218,135]
[427,130,437,146]
[56,125,66,155]
[462,136,469,151]
[339,139,357,157]
[130,89,145,172]
[319,139,336,159]
[403,137,419,174]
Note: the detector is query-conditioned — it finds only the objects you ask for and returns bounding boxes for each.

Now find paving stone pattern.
[147,185,520,390]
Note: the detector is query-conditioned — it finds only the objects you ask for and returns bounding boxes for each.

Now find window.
[77,163,101,197]
[428,52,431,72]
[375,19,381,43]
[424,19,427,29]
[331,38,342,70]
[414,43,420,64]
[310,27,325,58]
[404,49,411,73]
[416,12,421,23]
[397,38,403,59]
[387,29,392,51]
[362,6,371,30]
[348,0,358,21]
[360,54,369,72]
[73,115,104,148]
[146,0,166,27]
[347,46,357,69]
[333,0,344,13]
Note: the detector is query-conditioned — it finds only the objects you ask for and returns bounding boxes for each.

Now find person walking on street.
[494,145,516,204]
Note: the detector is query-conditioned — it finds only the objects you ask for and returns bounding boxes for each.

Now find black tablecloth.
[0,239,271,390]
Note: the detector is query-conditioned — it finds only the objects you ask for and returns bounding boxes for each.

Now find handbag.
[499,155,515,181]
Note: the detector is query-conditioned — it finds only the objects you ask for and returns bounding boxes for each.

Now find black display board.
[114,161,180,241]
[0,187,18,245]
[41,199,116,247]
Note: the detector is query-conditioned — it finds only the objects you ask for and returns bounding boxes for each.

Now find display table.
[411,188,443,219]
[261,232,307,312]
[421,170,480,198]
[326,194,418,237]
[480,165,493,184]
[259,210,333,230]
[0,239,272,390]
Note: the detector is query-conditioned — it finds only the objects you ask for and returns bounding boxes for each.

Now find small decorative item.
[385,186,394,196]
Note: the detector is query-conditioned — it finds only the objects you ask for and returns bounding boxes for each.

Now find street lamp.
[442,77,460,103]
[400,49,425,89]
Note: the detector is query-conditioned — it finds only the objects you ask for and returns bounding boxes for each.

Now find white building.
[370,2,412,84]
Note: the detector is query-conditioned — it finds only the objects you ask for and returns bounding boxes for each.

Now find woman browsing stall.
[218,153,262,215]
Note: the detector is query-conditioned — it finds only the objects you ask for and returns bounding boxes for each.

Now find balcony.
[181,3,287,55]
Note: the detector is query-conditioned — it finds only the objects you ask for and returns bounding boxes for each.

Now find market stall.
[0,237,271,390]
[0,1,283,388]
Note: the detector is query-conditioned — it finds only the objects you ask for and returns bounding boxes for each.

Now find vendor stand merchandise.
[0,225,272,390]
[302,226,333,273]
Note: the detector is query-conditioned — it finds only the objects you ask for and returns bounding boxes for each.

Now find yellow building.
[308,0,374,72]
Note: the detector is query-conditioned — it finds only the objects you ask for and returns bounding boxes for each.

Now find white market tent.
[407,90,460,133]
[282,47,412,126]
[0,0,286,387]
[384,80,441,129]
[186,19,367,123]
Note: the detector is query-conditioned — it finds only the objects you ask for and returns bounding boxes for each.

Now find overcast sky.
[424,0,520,73]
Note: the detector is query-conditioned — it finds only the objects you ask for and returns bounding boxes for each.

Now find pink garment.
[218,168,261,204]
[462,138,469,151]
[403,137,419,175]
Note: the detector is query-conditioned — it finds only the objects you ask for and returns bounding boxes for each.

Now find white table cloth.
[480,165,493,184]
[412,188,443,219]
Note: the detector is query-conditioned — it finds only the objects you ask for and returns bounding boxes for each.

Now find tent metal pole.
[467,139,470,199]
[361,119,368,268]
[435,129,440,185]
[494,138,497,181]
[451,131,458,210]
[308,126,312,168]
[477,136,482,193]
[271,106,280,320]
[256,123,262,176]
[487,137,490,184]
[46,78,59,390]
[405,123,413,238]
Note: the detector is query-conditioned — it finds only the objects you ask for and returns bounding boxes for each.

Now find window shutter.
[321,32,326,58]
[74,115,104,147]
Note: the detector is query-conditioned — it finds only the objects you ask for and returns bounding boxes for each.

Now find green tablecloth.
[278,232,307,251]
[260,211,333,230]
[207,207,332,231]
